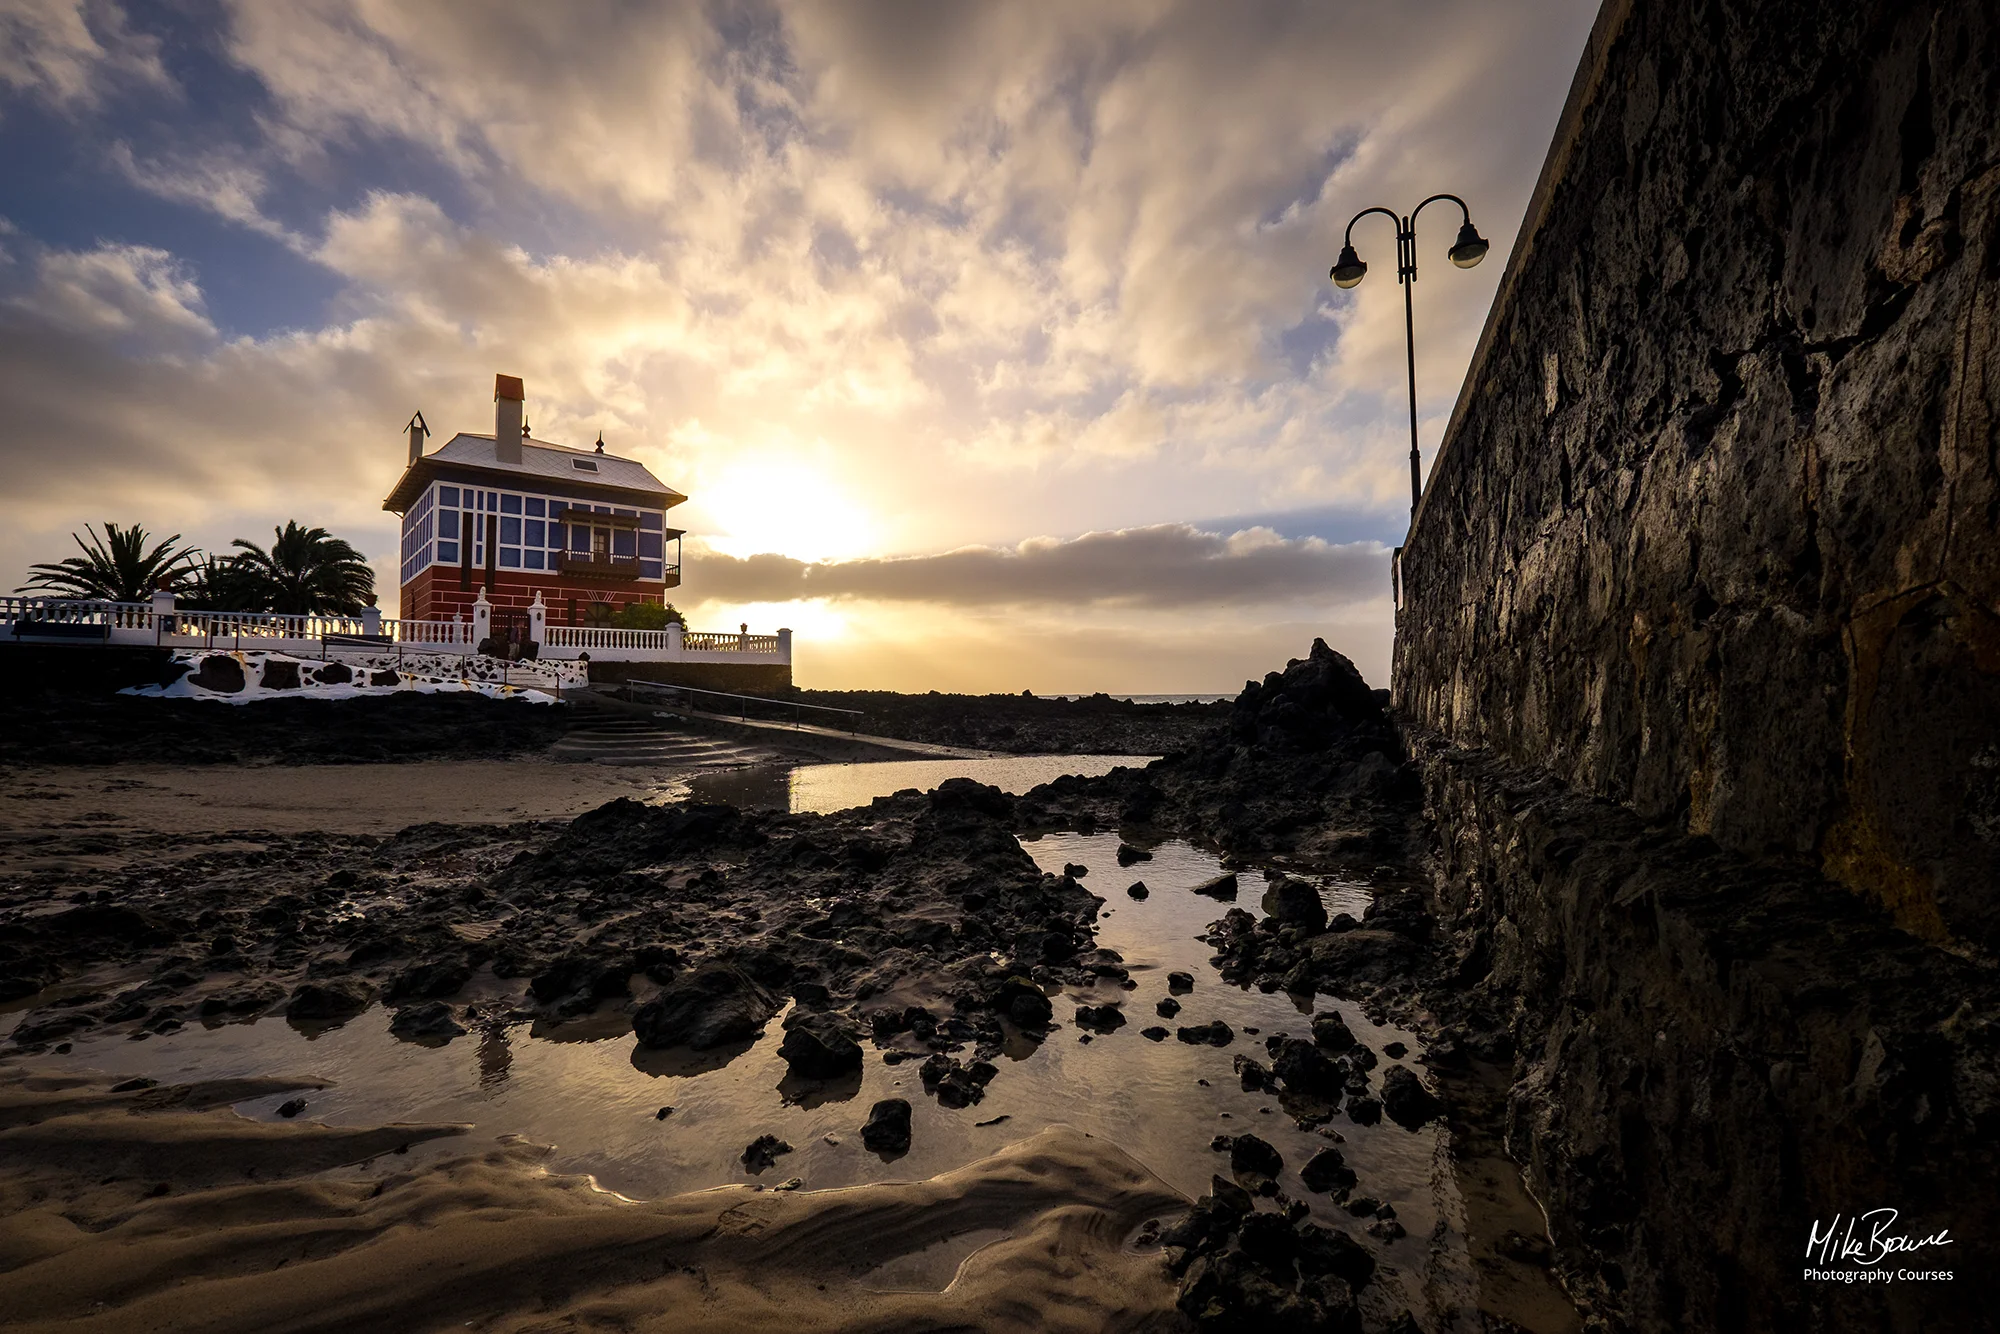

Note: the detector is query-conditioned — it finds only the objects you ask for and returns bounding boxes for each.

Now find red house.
[381,375,687,630]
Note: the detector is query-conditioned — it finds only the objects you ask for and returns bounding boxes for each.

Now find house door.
[591,528,610,559]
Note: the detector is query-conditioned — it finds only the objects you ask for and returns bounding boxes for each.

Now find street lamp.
[1330,195,1487,511]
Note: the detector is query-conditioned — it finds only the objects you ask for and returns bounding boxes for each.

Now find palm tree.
[180,552,269,612]
[18,523,200,602]
[230,522,376,615]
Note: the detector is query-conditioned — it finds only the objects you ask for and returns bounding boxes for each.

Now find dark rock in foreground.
[861,1098,912,1153]
[632,965,778,1051]
[777,1010,863,1077]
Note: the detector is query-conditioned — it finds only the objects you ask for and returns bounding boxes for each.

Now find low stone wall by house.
[585,659,792,693]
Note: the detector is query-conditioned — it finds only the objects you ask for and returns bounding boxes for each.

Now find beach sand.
[0,758,687,839]
[0,1068,1185,1333]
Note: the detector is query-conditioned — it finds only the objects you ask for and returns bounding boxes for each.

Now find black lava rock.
[1379,1065,1445,1128]
[861,1097,913,1153]
[632,965,777,1050]
[777,1010,864,1078]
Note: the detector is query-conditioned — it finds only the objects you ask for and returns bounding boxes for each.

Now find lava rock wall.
[1393,0,2000,948]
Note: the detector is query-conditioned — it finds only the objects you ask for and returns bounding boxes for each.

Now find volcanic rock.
[861,1097,912,1153]
[778,1010,863,1078]
[1379,1065,1444,1128]
[632,965,777,1050]
[740,1134,792,1173]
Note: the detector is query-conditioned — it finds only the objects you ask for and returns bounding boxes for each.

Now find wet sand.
[0,1069,1184,1334]
[0,759,689,838]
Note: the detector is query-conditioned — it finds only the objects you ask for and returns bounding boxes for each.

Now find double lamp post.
[1330,195,1488,512]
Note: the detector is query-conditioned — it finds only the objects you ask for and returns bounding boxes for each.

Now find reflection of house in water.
[382,374,688,633]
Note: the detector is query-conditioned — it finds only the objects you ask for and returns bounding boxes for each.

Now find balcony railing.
[2,597,785,663]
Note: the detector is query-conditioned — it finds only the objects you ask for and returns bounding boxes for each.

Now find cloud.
[686,523,1387,610]
[0,0,171,112]
[5,242,212,340]
[108,143,300,245]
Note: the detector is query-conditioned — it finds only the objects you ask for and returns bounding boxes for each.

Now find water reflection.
[51,831,1576,1331]
[690,755,1159,814]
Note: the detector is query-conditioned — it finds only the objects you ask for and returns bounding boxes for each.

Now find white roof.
[429,433,681,500]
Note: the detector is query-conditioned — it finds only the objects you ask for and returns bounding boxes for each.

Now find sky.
[0,0,1598,692]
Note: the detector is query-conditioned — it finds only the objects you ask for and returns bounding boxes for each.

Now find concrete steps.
[553,694,771,768]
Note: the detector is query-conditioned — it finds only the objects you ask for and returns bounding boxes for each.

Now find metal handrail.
[618,679,863,731]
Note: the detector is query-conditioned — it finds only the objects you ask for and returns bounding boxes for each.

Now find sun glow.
[698,460,876,564]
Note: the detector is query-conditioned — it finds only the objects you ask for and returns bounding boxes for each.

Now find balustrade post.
[667,621,684,660]
[150,586,174,644]
[777,627,792,663]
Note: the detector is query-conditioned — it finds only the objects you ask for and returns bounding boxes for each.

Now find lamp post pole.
[1330,195,1489,513]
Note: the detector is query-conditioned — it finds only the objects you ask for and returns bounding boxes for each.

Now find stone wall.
[1393,0,2000,950]
[585,659,792,693]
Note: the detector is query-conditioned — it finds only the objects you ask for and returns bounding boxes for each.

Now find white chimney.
[495,373,524,464]
[406,410,429,465]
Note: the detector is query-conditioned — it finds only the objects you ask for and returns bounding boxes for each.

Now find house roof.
[381,433,687,513]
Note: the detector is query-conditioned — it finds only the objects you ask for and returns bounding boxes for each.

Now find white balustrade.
[3,596,787,664]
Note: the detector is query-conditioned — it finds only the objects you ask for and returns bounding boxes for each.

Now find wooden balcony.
[556,552,680,586]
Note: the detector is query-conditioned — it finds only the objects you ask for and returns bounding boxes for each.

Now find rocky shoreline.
[9,637,1969,1330]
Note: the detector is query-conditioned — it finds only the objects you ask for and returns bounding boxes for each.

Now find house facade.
[381,375,687,629]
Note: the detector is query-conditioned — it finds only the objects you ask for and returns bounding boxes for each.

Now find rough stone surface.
[860,1097,912,1153]
[1393,0,2000,953]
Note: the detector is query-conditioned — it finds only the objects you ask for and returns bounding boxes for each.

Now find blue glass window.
[613,529,636,557]
[639,511,663,530]
[525,497,545,517]
[640,560,663,579]
[500,494,522,514]
[499,517,522,544]
[594,505,610,514]
[525,550,545,570]
[614,508,636,519]
[571,527,590,551]
[440,486,459,507]
[638,532,662,559]
[525,519,545,547]
[548,523,566,550]
[500,547,522,568]
[438,540,459,563]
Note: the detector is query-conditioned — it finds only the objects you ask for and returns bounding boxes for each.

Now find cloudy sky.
[0,0,1596,692]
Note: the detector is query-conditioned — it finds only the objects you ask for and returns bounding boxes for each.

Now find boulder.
[1127,881,1150,899]
[1379,1065,1445,1128]
[777,1010,863,1078]
[1176,1020,1234,1047]
[1116,843,1153,866]
[994,976,1053,1028]
[1156,996,1182,1018]
[259,658,301,690]
[632,964,777,1050]
[1300,1148,1357,1195]
[1228,1134,1283,1179]
[1272,1038,1344,1097]
[1262,877,1328,933]
[861,1097,912,1152]
[1074,1003,1126,1033]
[1167,971,1195,994]
[389,1001,466,1044]
[1310,1010,1357,1052]
[285,981,371,1023]
[1192,874,1239,901]
[741,1134,792,1173]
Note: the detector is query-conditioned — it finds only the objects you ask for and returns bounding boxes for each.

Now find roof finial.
[595,431,606,454]
[522,419,531,439]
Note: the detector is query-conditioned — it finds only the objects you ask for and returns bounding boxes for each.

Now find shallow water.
[29,830,1577,1330]
[688,754,1157,814]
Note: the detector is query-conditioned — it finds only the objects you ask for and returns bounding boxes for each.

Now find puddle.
[28,832,1577,1332]
[689,755,1157,814]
